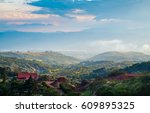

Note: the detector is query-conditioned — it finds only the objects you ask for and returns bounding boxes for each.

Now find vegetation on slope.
[0,51,80,65]
[89,51,150,62]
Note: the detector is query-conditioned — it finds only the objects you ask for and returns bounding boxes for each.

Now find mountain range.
[0,51,150,65]
[0,51,150,73]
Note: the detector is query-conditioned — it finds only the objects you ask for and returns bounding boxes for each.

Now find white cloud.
[0,12,49,20]
[66,14,96,22]
[141,44,150,53]
[76,39,150,55]
[87,39,138,53]
[0,3,39,12]
[0,0,39,4]
[99,18,121,23]
[59,42,150,59]
[90,39,122,46]
[0,1,49,20]
[72,9,85,14]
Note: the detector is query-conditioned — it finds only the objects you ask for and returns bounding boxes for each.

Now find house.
[17,72,38,80]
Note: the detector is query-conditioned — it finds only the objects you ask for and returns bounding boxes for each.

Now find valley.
[0,51,150,96]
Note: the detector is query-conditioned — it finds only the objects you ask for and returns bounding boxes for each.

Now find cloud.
[82,39,150,55]
[71,9,85,14]
[141,44,150,53]
[87,39,138,53]
[99,18,121,23]
[66,14,96,22]
[90,39,122,46]
[6,22,35,25]
[0,0,39,4]
[0,17,121,32]
[0,3,40,13]
[0,2,49,20]
[0,12,49,20]
[56,39,150,57]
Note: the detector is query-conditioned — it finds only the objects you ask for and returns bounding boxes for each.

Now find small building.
[18,72,38,80]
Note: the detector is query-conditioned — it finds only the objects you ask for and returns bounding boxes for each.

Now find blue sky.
[0,0,150,58]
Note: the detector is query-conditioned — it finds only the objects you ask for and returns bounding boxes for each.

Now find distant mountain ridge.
[0,51,80,65]
[88,51,150,62]
[1,51,150,66]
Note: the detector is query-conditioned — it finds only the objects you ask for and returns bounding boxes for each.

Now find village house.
[17,72,38,80]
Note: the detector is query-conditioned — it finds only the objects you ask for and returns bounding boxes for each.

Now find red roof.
[18,72,38,80]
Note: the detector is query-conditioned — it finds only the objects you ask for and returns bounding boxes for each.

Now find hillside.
[123,61,150,73]
[0,51,80,65]
[0,56,52,74]
[89,51,150,62]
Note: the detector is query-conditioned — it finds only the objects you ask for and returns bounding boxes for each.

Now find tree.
[0,67,10,83]
[23,76,38,95]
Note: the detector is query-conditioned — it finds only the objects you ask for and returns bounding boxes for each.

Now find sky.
[0,0,150,58]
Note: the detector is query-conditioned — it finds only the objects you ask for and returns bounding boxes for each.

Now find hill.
[123,61,150,73]
[88,51,150,62]
[0,56,52,74]
[0,51,80,65]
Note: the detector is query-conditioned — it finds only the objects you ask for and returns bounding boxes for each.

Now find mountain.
[0,51,80,65]
[88,51,150,62]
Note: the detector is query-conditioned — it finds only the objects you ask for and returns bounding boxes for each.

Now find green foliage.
[84,75,150,96]
[81,90,93,96]
[59,83,76,95]
[40,82,60,96]
[123,61,150,73]
[108,70,125,77]
[0,82,10,96]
